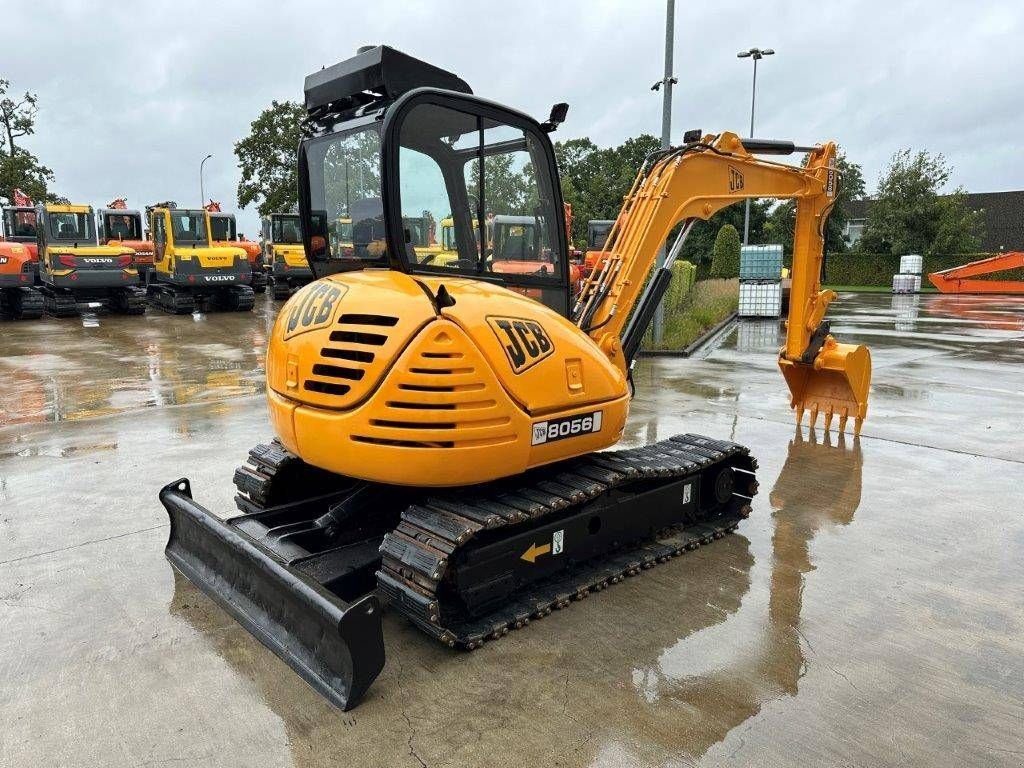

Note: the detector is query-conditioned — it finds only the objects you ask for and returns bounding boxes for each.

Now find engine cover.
[266,272,630,486]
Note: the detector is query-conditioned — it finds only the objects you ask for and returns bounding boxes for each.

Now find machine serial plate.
[531,411,602,445]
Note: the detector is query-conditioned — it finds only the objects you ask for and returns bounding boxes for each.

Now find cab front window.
[48,212,95,243]
[103,213,142,241]
[210,215,236,241]
[172,212,208,244]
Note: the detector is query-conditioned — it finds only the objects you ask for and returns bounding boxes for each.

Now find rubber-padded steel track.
[41,286,78,317]
[376,434,757,649]
[0,286,44,320]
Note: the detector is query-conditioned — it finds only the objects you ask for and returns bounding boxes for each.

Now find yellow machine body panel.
[265,271,629,486]
[272,243,309,269]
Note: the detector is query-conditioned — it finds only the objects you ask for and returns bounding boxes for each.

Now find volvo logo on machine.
[487,316,554,374]
[203,275,236,282]
[82,258,114,264]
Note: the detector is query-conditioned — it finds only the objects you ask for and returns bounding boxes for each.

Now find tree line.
[0,77,63,204]
[236,100,985,260]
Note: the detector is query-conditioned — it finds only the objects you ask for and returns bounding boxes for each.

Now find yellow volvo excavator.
[146,203,255,313]
[160,46,871,710]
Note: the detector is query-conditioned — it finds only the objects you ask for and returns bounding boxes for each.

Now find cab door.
[152,211,169,271]
[384,93,571,317]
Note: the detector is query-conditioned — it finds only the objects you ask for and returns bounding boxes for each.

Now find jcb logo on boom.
[729,166,745,192]
[487,316,554,374]
[284,281,347,339]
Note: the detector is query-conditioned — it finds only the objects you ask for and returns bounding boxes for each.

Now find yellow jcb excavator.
[160,46,871,710]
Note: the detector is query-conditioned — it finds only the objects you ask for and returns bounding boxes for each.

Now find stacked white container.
[892,253,923,294]
[738,244,783,317]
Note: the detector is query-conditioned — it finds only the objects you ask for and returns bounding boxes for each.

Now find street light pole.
[650,0,678,344]
[200,153,212,208]
[737,47,774,245]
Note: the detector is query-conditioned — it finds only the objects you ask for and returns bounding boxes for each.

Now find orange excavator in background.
[928,252,1024,294]
[98,198,155,283]
[1,188,40,262]
[204,201,267,294]
[1,189,43,319]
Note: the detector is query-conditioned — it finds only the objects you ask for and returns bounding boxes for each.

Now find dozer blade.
[159,478,385,711]
[779,340,871,435]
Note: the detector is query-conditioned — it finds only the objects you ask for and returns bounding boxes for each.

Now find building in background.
[843,190,1024,252]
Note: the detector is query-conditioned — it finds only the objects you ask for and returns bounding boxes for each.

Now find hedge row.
[805,253,1024,286]
[664,260,697,310]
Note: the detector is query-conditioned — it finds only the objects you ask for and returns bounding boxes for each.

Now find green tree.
[764,150,865,257]
[235,100,306,216]
[554,134,661,248]
[469,151,530,215]
[711,223,741,277]
[855,149,982,256]
[0,77,57,202]
[679,200,771,265]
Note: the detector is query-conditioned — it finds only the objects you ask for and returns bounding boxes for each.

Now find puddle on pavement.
[0,299,272,426]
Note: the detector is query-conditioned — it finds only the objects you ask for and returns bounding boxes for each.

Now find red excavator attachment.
[928,252,1024,294]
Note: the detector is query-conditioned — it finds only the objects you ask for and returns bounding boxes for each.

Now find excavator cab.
[298,46,571,316]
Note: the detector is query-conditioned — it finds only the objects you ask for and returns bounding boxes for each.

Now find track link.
[111,286,148,315]
[377,434,757,649]
[0,286,44,320]
[42,287,78,317]
[149,284,196,314]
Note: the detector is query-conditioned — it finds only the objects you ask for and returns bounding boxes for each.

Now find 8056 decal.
[531,411,603,446]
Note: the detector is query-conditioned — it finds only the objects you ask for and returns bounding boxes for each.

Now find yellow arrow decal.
[520,542,551,564]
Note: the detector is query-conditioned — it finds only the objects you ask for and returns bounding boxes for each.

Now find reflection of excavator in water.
[623,426,862,759]
[160,46,872,710]
[204,201,267,294]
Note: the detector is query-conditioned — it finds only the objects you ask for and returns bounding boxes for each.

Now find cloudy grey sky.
[4,1,1022,237]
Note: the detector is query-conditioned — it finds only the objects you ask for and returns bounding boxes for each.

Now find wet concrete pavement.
[1,293,1022,767]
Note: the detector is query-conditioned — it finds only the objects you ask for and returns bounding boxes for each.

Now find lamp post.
[736,47,774,245]
[200,153,213,208]
[650,0,677,344]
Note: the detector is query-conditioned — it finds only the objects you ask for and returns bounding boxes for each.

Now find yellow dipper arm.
[573,131,871,434]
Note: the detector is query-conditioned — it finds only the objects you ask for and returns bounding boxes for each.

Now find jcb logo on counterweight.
[487,316,554,374]
[284,281,347,339]
[729,166,745,192]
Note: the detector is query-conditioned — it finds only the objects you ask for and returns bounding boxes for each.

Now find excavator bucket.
[159,479,386,710]
[779,340,871,435]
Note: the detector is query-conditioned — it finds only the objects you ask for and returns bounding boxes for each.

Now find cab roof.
[304,45,472,118]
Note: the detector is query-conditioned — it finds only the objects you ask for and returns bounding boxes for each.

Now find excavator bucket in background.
[779,339,871,435]
[159,479,386,710]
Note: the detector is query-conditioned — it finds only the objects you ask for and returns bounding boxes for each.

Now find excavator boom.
[574,132,871,433]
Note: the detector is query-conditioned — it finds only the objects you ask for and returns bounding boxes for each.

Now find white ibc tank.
[899,254,923,274]
[892,274,920,294]
[738,281,782,317]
